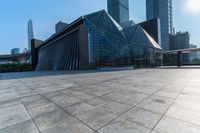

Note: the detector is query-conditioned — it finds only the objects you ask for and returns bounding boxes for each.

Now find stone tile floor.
[0,69,200,133]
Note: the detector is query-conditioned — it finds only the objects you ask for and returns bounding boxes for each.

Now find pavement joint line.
[165,115,200,128]
[1,70,175,132]
[82,70,149,86]
[150,72,197,133]
[38,94,97,132]
[0,79,41,132]
[1,70,199,133]
[94,76,180,132]
[13,80,42,133]
[18,79,97,132]
[13,71,152,132]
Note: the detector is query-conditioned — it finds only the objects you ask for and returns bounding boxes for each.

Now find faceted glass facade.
[35,10,162,71]
[85,10,162,68]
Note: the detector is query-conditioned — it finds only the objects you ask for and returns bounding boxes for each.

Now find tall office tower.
[146,0,173,50]
[28,19,34,51]
[11,48,20,55]
[107,0,129,24]
[55,21,68,33]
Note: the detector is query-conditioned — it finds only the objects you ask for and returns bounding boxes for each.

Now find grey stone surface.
[154,116,200,133]
[28,103,59,118]
[50,93,82,108]
[117,91,149,105]
[0,69,200,132]
[166,106,200,125]
[33,110,71,132]
[76,106,117,130]
[0,99,21,109]
[99,118,151,133]
[102,101,132,116]
[0,120,39,133]
[150,130,160,133]
[122,107,162,129]
[0,104,31,129]
[65,102,96,116]
[42,119,94,133]
[137,95,173,114]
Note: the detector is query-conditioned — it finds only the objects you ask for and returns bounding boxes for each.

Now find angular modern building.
[139,18,161,45]
[146,0,173,50]
[32,10,162,71]
[107,0,129,24]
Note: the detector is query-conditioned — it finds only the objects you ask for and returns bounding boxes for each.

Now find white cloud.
[184,0,200,15]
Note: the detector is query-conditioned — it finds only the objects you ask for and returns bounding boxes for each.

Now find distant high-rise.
[11,48,20,55]
[107,0,129,24]
[28,20,34,51]
[170,31,190,50]
[55,21,68,33]
[146,0,173,50]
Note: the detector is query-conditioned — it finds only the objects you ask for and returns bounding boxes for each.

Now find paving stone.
[65,102,96,116]
[86,97,110,107]
[16,89,37,98]
[154,90,179,99]
[76,106,117,130]
[101,92,125,101]
[0,120,39,133]
[0,104,31,129]
[43,90,64,98]
[102,101,132,115]
[34,84,75,94]
[83,85,113,97]
[150,130,160,133]
[0,91,18,102]
[50,94,82,108]
[166,106,200,125]
[33,110,71,132]
[173,99,200,112]
[154,116,200,133]
[0,99,21,109]
[122,87,160,95]
[177,93,200,104]
[117,92,149,105]
[21,95,51,109]
[99,118,151,133]
[137,95,173,114]
[20,94,44,105]
[28,103,59,118]
[0,69,200,133]
[122,107,162,129]
[42,118,94,133]
[71,91,95,101]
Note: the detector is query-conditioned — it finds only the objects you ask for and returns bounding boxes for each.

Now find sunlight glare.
[185,0,200,15]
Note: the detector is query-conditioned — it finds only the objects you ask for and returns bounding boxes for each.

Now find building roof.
[38,10,161,50]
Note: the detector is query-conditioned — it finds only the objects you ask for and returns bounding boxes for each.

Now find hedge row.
[0,64,32,73]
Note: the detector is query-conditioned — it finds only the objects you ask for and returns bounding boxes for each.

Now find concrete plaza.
[0,69,200,133]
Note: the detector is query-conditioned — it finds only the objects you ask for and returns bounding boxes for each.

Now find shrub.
[0,63,32,73]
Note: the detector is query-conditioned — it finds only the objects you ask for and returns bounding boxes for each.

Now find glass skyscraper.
[107,0,129,24]
[28,20,34,51]
[146,0,173,50]
[11,48,20,55]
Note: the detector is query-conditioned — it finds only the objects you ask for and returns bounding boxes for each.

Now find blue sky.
[0,0,200,54]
